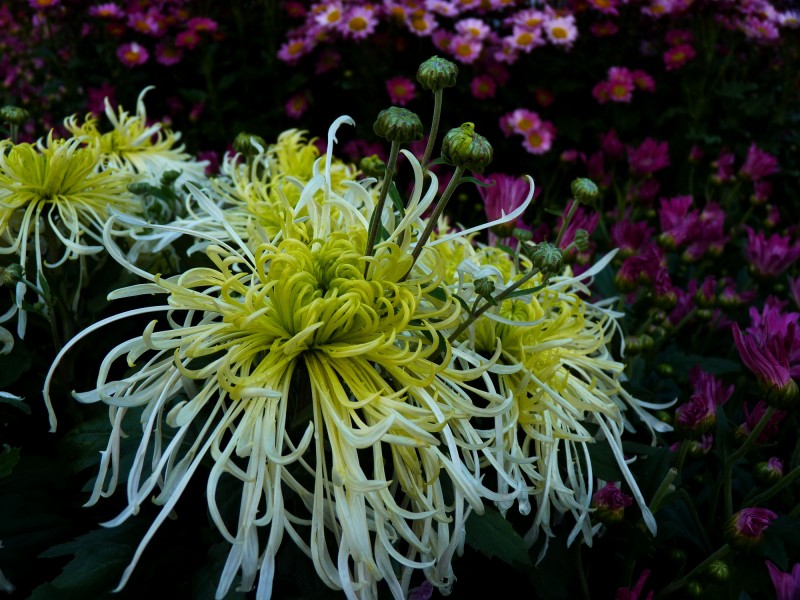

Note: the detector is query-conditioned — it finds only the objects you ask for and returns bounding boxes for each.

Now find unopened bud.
[233,132,266,157]
[373,107,424,143]
[591,483,632,525]
[0,263,23,286]
[570,177,599,206]
[160,170,180,186]
[474,277,495,300]
[765,378,798,409]
[416,56,458,92]
[573,229,590,253]
[512,228,532,241]
[128,182,154,195]
[0,105,30,126]
[755,457,784,483]
[359,154,385,178]
[705,560,729,583]
[687,581,704,597]
[441,122,493,173]
[726,507,778,550]
[528,241,562,274]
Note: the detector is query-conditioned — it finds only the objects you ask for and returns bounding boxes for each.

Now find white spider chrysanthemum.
[0,133,139,336]
[454,246,672,554]
[45,117,523,600]
[64,87,208,189]
[44,115,662,600]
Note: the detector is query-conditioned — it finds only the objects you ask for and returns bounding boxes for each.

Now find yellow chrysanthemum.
[46,118,519,600]
[173,127,368,253]
[458,246,666,552]
[0,132,138,336]
[64,87,208,188]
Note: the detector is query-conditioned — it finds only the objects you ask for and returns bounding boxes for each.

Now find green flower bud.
[0,263,23,287]
[754,457,784,483]
[512,227,532,242]
[128,182,154,195]
[0,106,30,126]
[373,107,424,143]
[441,122,493,173]
[474,277,495,300]
[233,132,266,157]
[705,560,729,583]
[765,378,798,409]
[527,241,563,274]
[160,170,181,186]
[669,549,687,563]
[573,229,590,253]
[359,154,386,178]
[687,581,703,597]
[570,177,599,205]
[656,363,673,376]
[416,56,458,92]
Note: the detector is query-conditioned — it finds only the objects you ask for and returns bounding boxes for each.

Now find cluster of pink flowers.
[85,2,221,68]
[278,1,580,68]
[499,108,557,156]
[593,66,655,104]
[662,29,696,70]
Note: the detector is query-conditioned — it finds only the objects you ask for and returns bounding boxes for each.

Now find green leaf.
[461,176,495,188]
[760,516,800,569]
[0,446,20,477]
[465,507,532,567]
[388,181,405,218]
[0,342,32,388]
[586,440,624,482]
[32,525,137,597]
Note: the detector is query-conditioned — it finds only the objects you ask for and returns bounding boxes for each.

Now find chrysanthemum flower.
[451,247,663,550]
[116,41,149,67]
[0,133,138,336]
[64,87,208,188]
[46,118,524,599]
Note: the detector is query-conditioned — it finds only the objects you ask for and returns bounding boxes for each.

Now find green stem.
[747,464,800,507]
[448,265,542,343]
[653,545,731,600]
[677,488,713,552]
[723,406,775,519]
[402,165,464,280]
[364,141,401,264]
[554,198,580,249]
[421,89,443,169]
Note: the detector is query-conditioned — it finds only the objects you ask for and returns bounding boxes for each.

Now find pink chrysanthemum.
[285,90,310,119]
[606,66,635,102]
[88,2,123,18]
[28,0,59,8]
[278,36,312,63]
[470,75,496,99]
[116,41,149,67]
[500,108,541,136]
[406,11,437,36]
[455,17,490,39]
[521,121,556,155]
[587,0,619,15]
[740,143,779,180]
[175,29,201,49]
[507,25,543,52]
[627,138,670,175]
[449,33,482,63]
[339,6,377,39]
[315,1,344,29]
[155,42,182,66]
[544,15,578,47]
[187,17,218,33]
[664,43,696,70]
[127,11,163,36]
[385,76,417,106]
